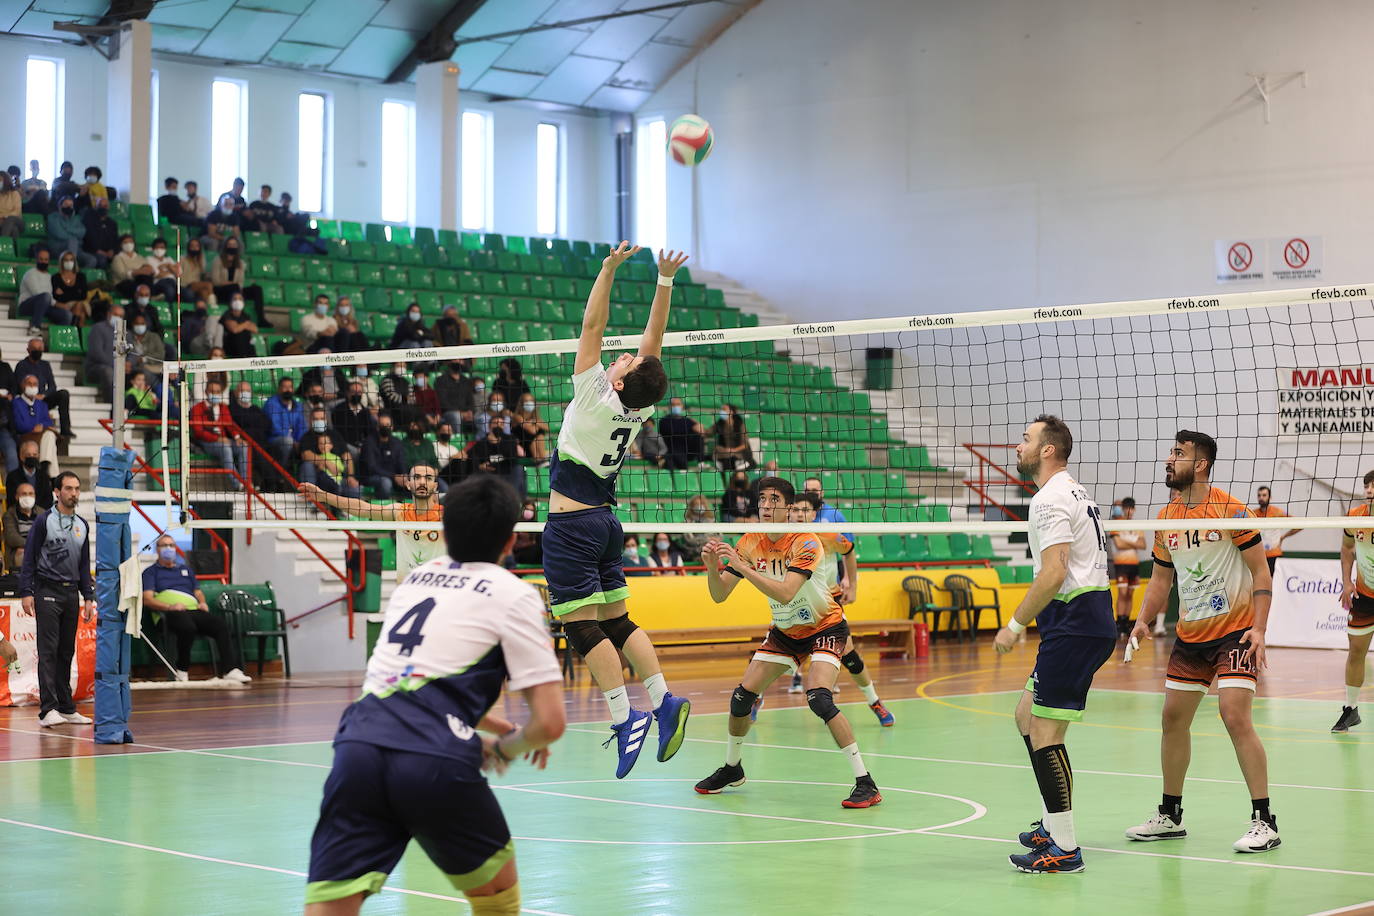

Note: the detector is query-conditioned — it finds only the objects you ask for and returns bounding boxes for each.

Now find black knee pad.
[841,650,865,675]
[806,687,840,723]
[729,685,759,718]
[600,614,640,650]
[562,619,609,658]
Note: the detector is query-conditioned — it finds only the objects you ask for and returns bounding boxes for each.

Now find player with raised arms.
[300,464,444,583]
[544,241,692,778]
[1125,430,1280,852]
[304,475,565,916]
[1333,470,1374,732]
[695,476,882,808]
[994,416,1116,874]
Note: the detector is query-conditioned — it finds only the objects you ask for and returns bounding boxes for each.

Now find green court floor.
[4,690,1372,915]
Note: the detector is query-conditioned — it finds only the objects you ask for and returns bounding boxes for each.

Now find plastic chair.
[943,573,1002,638]
[901,575,964,641]
[216,588,291,678]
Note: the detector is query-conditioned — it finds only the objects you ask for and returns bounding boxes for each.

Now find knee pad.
[729,685,760,718]
[806,687,840,723]
[562,619,608,658]
[841,650,865,675]
[467,883,520,916]
[600,614,640,650]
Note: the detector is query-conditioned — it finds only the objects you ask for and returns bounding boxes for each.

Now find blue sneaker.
[750,696,764,722]
[1009,841,1085,874]
[654,693,691,762]
[602,709,652,779]
[869,700,895,727]
[1018,820,1052,848]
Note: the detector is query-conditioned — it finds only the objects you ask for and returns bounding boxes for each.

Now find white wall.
[0,33,615,241]
[642,0,1374,320]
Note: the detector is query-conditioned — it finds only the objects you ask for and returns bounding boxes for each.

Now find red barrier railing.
[512,558,992,579]
[961,443,1036,521]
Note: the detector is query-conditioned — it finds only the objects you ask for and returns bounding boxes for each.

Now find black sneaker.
[842,774,883,809]
[694,763,745,794]
[1332,706,1362,733]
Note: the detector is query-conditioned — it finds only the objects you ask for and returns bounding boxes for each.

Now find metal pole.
[111,315,127,450]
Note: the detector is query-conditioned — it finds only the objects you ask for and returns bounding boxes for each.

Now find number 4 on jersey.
[387,597,437,656]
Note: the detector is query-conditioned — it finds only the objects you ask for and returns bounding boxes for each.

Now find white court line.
[924,829,1374,879]
[1095,688,1349,706]
[0,817,574,915]
[0,725,332,770]
[1306,900,1374,915]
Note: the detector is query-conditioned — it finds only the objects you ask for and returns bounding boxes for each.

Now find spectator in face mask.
[143,236,181,303]
[720,470,754,522]
[513,394,549,465]
[0,172,24,238]
[264,377,306,470]
[330,381,375,460]
[50,250,92,327]
[6,441,52,511]
[410,371,440,428]
[3,482,39,570]
[220,294,258,359]
[674,495,718,563]
[127,283,167,337]
[390,303,432,350]
[622,535,651,575]
[210,238,268,327]
[475,390,507,439]
[18,249,64,335]
[301,294,337,347]
[46,195,94,268]
[204,193,242,251]
[296,405,340,466]
[402,421,438,474]
[84,304,123,401]
[112,234,156,299]
[190,380,247,490]
[329,296,368,352]
[48,162,79,208]
[128,314,167,391]
[82,195,118,269]
[646,532,685,576]
[508,499,542,568]
[12,377,59,476]
[142,534,249,684]
[659,397,707,470]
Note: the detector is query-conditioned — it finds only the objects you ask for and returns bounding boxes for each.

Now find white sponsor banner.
[1215,238,1267,283]
[1275,365,1374,439]
[1268,557,1350,649]
[1269,235,1323,282]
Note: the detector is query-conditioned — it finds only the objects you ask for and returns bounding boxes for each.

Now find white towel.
[119,554,144,637]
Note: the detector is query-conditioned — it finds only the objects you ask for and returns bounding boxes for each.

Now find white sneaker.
[1233,817,1281,853]
[1125,810,1187,841]
[223,667,253,684]
[39,710,68,727]
[174,670,190,682]
[1153,622,1167,636]
[62,711,92,724]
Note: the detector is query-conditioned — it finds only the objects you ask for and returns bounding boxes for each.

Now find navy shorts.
[543,505,628,616]
[306,742,513,905]
[1026,634,1115,722]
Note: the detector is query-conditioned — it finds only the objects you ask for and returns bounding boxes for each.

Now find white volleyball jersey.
[1027,469,1115,638]
[336,558,562,768]
[549,363,653,505]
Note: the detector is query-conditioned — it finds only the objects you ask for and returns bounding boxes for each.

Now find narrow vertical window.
[536,121,562,236]
[635,117,667,255]
[298,92,328,214]
[148,69,160,200]
[24,57,63,182]
[380,100,415,224]
[461,110,492,231]
[211,79,248,202]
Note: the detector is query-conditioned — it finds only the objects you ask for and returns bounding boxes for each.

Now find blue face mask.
[718,411,729,421]
[159,546,177,562]
[670,405,684,416]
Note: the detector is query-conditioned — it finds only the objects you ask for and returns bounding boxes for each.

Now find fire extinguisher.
[913,622,930,658]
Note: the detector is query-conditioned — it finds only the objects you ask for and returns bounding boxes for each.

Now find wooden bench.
[647,619,916,658]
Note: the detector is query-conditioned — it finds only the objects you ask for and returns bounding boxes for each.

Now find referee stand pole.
[95,318,135,744]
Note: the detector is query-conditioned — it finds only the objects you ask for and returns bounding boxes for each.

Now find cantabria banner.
[1268,558,1351,649]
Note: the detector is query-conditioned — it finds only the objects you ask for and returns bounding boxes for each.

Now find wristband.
[1007,618,1027,634]
[493,739,514,763]
[656,274,674,288]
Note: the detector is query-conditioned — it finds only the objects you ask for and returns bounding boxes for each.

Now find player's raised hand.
[716,542,744,572]
[657,249,690,277]
[603,240,640,270]
[1239,628,1268,671]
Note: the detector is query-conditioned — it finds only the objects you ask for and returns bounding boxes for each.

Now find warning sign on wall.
[1214,238,1266,283]
[1269,235,1323,282]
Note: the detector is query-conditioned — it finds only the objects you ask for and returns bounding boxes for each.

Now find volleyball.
[668,114,714,166]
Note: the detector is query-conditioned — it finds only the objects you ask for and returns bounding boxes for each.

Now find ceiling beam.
[450,0,718,47]
[98,0,153,27]
[384,0,487,85]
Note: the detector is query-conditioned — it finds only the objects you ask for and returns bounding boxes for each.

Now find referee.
[18,471,95,728]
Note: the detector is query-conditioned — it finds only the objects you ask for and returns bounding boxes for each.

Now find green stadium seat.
[855,535,884,562]
[466,295,493,317]
[414,226,436,248]
[283,281,312,308]
[480,273,506,294]
[483,233,505,251]
[390,226,413,246]
[437,229,459,248]
[258,280,284,307]
[372,241,399,263]
[879,533,909,562]
[0,263,18,292]
[396,244,423,266]
[49,325,82,354]
[924,534,952,561]
[244,231,271,255]
[129,203,155,225]
[279,257,306,281]
[315,219,340,239]
[247,256,278,280]
[332,261,359,284]
[461,231,483,250]
[365,223,388,243]
[571,240,592,257]
[346,241,375,262]
[505,235,528,254]
[270,233,293,256]
[948,532,972,559]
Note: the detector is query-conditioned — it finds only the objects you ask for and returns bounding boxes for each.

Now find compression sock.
[859,682,879,705]
[726,734,745,767]
[1031,744,1076,850]
[644,673,668,709]
[842,742,867,778]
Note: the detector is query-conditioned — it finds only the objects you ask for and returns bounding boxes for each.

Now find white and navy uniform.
[306,558,562,904]
[1025,470,1117,721]
[544,362,653,615]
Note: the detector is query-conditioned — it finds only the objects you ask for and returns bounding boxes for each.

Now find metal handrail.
[961,443,1037,518]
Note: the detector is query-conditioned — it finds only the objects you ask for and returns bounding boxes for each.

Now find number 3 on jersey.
[387,597,437,656]
[600,425,633,467]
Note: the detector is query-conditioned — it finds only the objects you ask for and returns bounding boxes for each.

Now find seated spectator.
[223,177,247,209]
[220,294,259,359]
[434,304,472,347]
[189,347,229,402]
[128,283,168,337]
[466,414,525,497]
[229,381,276,490]
[204,193,241,251]
[128,313,168,389]
[84,304,122,401]
[673,496,718,563]
[475,390,507,438]
[190,380,247,490]
[390,304,431,349]
[48,161,78,208]
[330,381,375,460]
[82,195,118,269]
[244,184,281,234]
[111,234,155,298]
[183,180,212,223]
[659,397,707,470]
[379,361,411,421]
[712,403,755,471]
[3,483,38,571]
[12,375,59,475]
[646,533,686,575]
[508,499,542,567]
[300,432,359,499]
[141,534,250,683]
[157,177,192,226]
[144,237,181,302]
[277,192,309,236]
[20,160,48,212]
[15,337,73,441]
[301,355,346,408]
[513,394,549,465]
[352,363,381,411]
[6,440,52,511]
[435,362,479,432]
[125,370,160,421]
[432,421,461,475]
[77,166,108,210]
[493,358,529,410]
[50,250,92,326]
[327,296,368,352]
[360,413,408,497]
[410,370,440,427]
[0,171,21,238]
[301,294,337,348]
[46,196,94,268]
[178,237,214,303]
[209,239,267,325]
[720,470,754,522]
[402,421,438,473]
[632,416,666,468]
[622,536,651,575]
[263,377,306,471]
[0,348,15,472]
[17,249,68,333]
[298,403,336,450]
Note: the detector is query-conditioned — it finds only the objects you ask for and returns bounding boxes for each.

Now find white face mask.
[338,306,351,316]
[414,377,426,388]
[655,539,670,551]
[624,547,639,560]
[522,403,534,413]
[237,392,252,405]
[208,394,222,405]
[315,304,328,315]
[152,248,166,257]
[311,420,327,432]
[231,300,244,312]
[490,402,504,413]
[121,242,135,253]
[356,367,368,377]
[24,386,37,398]
[132,324,147,335]
[135,296,149,306]
[60,259,74,271]
[18,496,34,511]
[408,311,420,321]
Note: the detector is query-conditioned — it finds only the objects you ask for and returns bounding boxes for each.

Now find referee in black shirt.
[18,471,95,727]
